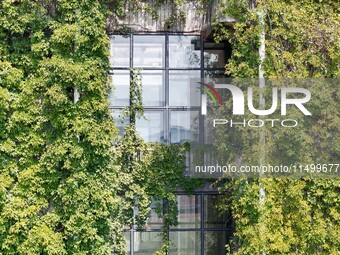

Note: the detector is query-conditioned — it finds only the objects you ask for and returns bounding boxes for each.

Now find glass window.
[145,199,163,230]
[170,111,199,144]
[169,70,200,106]
[111,109,129,136]
[204,42,226,69]
[133,35,165,68]
[171,195,201,229]
[136,111,164,143]
[110,35,130,67]
[123,193,231,255]
[204,70,229,82]
[109,33,232,255]
[204,195,227,229]
[140,70,165,106]
[109,70,130,106]
[169,35,201,68]
[204,231,226,255]
[169,231,201,255]
[123,232,131,254]
[134,232,163,255]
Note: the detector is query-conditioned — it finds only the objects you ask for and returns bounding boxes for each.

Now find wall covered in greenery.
[0,0,339,254]
[213,0,339,254]
[0,1,199,254]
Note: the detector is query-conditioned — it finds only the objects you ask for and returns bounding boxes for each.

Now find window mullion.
[165,33,170,144]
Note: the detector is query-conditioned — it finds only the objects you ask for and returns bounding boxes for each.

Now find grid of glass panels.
[109,33,229,143]
[123,194,233,255]
[110,33,221,144]
[109,33,232,254]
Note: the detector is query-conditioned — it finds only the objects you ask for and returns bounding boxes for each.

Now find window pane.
[134,232,163,255]
[169,231,201,255]
[170,111,199,144]
[133,35,165,68]
[204,42,226,68]
[136,111,164,143]
[169,70,200,106]
[169,35,201,68]
[123,232,131,254]
[145,199,163,230]
[110,35,130,67]
[111,109,129,136]
[141,70,165,106]
[171,195,201,229]
[204,231,226,255]
[109,70,130,106]
[204,195,227,229]
[204,70,229,81]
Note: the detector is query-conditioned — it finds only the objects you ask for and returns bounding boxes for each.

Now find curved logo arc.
[197,82,223,106]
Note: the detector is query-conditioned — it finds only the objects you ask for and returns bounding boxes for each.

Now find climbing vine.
[212,0,340,254]
[116,68,202,254]
[0,1,202,254]
[1,0,338,254]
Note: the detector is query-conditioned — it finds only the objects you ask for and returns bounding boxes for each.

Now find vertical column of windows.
[109,33,232,255]
[109,34,201,144]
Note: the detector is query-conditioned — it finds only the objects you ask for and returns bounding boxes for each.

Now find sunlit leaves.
[214,0,340,254]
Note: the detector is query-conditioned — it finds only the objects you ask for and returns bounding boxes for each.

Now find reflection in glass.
[145,199,163,230]
[109,35,130,67]
[136,111,164,143]
[134,232,163,255]
[204,231,226,255]
[111,109,129,136]
[204,195,227,229]
[204,50,226,69]
[171,195,200,229]
[170,111,199,144]
[141,70,165,106]
[169,231,201,255]
[133,35,165,68]
[109,70,130,106]
[169,35,201,68]
[204,42,226,69]
[169,70,200,106]
[123,232,131,254]
[204,70,229,82]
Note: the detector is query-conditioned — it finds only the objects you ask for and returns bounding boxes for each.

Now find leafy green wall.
[1,0,339,254]
[0,1,200,254]
[213,0,339,254]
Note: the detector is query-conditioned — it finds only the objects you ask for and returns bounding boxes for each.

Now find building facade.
[108,2,234,254]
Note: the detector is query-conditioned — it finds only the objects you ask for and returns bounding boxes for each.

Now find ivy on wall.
[1,0,338,254]
[0,1,201,254]
[116,68,201,253]
[213,0,340,254]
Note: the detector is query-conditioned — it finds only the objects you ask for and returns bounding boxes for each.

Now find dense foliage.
[0,1,121,254]
[213,0,340,254]
[0,1,199,254]
[1,0,339,254]
[115,69,201,253]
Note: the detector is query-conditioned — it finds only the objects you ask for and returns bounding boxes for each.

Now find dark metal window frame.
[109,32,226,144]
[125,192,233,255]
[109,32,231,255]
